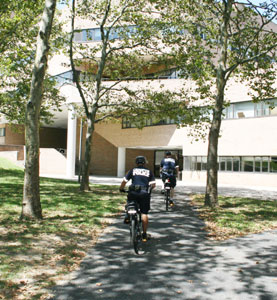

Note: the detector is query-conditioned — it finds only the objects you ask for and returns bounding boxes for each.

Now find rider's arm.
[150,183,156,190]
[119,172,131,192]
[119,180,127,191]
[175,165,180,179]
[149,170,156,190]
[160,159,164,171]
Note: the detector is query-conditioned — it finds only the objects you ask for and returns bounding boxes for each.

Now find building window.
[242,156,254,172]
[74,25,138,43]
[122,116,175,129]
[270,157,277,173]
[184,155,276,174]
[234,102,255,118]
[219,157,226,171]
[0,128,5,137]
[262,157,269,172]
[254,157,262,172]
[223,99,277,120]
[233,157,240,171]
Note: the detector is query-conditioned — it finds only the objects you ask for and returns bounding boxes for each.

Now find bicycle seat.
[127,201,139,213]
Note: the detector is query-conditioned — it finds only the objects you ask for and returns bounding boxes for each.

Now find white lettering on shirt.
[133,168,150,177]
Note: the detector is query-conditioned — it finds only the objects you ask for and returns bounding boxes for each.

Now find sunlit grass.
[191,195,277,240]
[0,161,125,300]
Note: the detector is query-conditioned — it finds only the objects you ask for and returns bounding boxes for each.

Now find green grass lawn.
[191,194,277,240]
[0,158,125,300]
[1,157,277,299]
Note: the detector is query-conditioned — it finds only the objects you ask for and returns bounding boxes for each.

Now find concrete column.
[117,147,126,177]
[66,106,77,179]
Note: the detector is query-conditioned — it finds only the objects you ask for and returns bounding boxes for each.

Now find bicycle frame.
[126,201,142,254]
[164,177,171,211]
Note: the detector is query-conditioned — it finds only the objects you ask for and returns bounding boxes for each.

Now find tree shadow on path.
[50,187,277,300]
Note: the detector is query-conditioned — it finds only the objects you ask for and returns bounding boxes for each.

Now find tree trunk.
[204,0,232,208]
[21,0,56,220]
[204,104,222,207]
[80,109,97,191]
[205,75,226,207]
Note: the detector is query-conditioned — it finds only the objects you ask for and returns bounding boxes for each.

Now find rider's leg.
[161,176,165,193]
[139,193,150,241]
[170,175,177,200]
[170,188,174,199]
[141,213,148,234]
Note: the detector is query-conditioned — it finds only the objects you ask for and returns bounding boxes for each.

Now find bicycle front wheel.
[131,218,140,254]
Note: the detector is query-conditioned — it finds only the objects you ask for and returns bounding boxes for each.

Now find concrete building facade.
[1,5,277,189]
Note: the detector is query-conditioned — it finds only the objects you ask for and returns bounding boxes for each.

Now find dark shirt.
[123,166,155,188]
[160,157,178,172]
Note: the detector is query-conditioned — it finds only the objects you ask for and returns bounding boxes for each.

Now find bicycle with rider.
[160,151,179,206]
[120,156,156,242]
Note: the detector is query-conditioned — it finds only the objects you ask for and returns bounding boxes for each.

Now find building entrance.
[154,150,183,178]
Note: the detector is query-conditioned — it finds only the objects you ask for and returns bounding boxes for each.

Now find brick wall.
[5,125,25,145]
[126,149,155,174]
[1,124,67,149]
[0,145,24,160]
[90,132,118,176]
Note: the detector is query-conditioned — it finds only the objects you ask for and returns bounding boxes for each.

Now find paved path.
[50,184,277,300]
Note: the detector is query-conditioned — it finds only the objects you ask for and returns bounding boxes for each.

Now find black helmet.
[165,151,171,156]
[135,156,146,165]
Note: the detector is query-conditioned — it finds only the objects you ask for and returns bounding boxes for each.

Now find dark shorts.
[127,191,150,214]
[161,173,176,188]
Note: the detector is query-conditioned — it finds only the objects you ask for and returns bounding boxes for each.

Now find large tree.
[21,0,57,220]
[0,0,64,125]
[69,0,171,191]
[154,0,277,207]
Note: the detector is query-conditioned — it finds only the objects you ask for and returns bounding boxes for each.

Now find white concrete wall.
[0,151,24,168]
[182,170,277,188]
[182,115,277,156]
[39,148,67,176]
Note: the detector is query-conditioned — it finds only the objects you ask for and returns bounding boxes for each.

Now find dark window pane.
[233,157,240,171]
[262,157,269,172]
[255,157,261,172]
[270,157,277,173]
[226,157,232,171]
[196,157,201,171]
[242,157,254,172]
[220,157,226,171]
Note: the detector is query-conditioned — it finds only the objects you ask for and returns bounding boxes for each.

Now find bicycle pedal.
[142,233,151,242]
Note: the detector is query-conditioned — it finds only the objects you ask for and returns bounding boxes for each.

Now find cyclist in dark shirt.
[120,156,156,242]
[160,151,179,206]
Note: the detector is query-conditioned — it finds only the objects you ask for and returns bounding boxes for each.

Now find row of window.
[184,156,277,173]
[73,25,138,43]
[223,99,277,119]
[122,99,277,128]
[54,67,181,85]
[122,116,175,129]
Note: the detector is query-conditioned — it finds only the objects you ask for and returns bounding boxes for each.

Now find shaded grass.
[191,195,277,240]
[0,165,125,300]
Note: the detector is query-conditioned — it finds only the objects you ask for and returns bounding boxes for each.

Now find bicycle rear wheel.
[165,189,170,211]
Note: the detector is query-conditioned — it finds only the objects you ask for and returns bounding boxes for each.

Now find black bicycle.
[164,176,171,211]
[126,200,142,254]
[161,171,173,211]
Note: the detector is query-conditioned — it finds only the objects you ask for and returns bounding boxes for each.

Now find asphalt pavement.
[50,178,277,300]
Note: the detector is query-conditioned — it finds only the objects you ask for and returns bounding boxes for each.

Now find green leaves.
[0,0,65,124]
